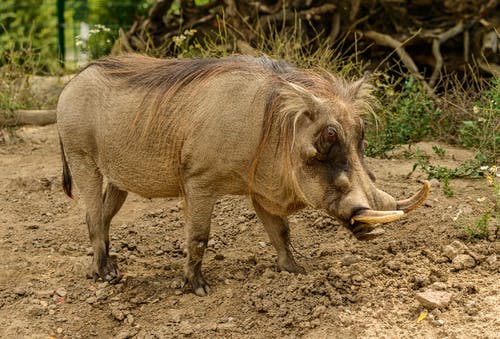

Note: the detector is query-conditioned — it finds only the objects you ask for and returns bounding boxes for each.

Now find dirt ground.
[0,124,498,339]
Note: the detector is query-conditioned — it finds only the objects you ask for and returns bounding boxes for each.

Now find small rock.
[33,290,54,298]
[443,240,467,260]
[452,254,476,271]
[27,305,46,316]
[179,320,194,335]
[114,327,138,339]
[435,319,445,326]
[56,287,67,297]
[386,260,401,271]
[13,287,27,296]
[86,296,97,304]
[341,254,361,266]
[429,178,440,187]
[167,309,182,323]
[485,254,497,266]
[57,327,63,334]
[416,290,452,309]
[312,305,327,318]
[430,282,447,291]
[126,314,134,325]
[258,242,267,248]
[112,309,125,321]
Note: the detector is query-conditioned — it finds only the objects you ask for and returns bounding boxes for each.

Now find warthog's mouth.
[348,181,431,240]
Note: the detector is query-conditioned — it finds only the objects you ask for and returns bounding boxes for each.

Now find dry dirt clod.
[112,309,126,321]
[341,254,361,266]
[114,327,138,339]
[416,290,452,309]
[451,254,476,271]
[443,240,467,260]
[485,254,497,266]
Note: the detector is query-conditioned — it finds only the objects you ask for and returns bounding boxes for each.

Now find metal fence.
[0,0,149,67]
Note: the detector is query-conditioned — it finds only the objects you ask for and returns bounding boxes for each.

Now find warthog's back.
[57,55,288,197]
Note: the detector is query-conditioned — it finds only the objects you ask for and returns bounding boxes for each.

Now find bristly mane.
[86,54,373,202]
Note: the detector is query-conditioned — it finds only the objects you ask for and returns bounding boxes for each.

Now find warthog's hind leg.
[252,199,306,274]
[180,187,216,296]
[70,156,123,283]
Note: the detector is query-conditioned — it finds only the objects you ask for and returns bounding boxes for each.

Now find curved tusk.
[397,180,431,213]
[351,210,404,225]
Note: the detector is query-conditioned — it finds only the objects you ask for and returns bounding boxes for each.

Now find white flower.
[480,166,488,170]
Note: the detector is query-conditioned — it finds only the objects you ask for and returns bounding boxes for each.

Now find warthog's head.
[262,72,429,239]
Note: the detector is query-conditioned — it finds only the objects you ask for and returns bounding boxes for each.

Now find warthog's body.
[57,55,428,295]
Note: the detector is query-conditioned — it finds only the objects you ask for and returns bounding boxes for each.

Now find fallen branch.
[1,110,57,127]
[364,30,435,97]
[429,21,464,87]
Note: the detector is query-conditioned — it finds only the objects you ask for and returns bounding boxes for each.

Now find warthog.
[57,54,429,296]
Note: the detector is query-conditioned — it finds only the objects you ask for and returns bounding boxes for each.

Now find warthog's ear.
[350,71,372,100]
[280,81,323,120]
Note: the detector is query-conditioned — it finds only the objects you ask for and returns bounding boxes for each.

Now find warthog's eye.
[316,125,338,159]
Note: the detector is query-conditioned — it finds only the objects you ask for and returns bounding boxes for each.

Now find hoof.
[181,273,210,296]
[87,256,122,284]
[278,258,307,274]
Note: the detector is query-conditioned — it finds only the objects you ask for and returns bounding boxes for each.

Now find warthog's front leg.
[181,189,216,296]
[252,199,306,274]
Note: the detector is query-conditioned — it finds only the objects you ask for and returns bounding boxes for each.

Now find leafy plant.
[365,76,441,157]
[457,165,499,240]
[457,78,499,163]
[0,0,59,73]
[76,24,114,60]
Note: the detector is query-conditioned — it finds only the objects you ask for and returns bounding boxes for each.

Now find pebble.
[112,309,126,321]
[443,240,466,260]
[33,290,54,298]
[126,314,135,325]
[114,327,138,339]
[430,282,447,290]
[435,319,445,326]
[55,287,67,297]
[341,254,361,266]
[86,296,97,304]
[485,254,497,266]
[451,254,476,271]
[416,290,452,309]
[258,242,267,248]
[312,305,327,318]
[27,304,46,316]
[429,178,440,187]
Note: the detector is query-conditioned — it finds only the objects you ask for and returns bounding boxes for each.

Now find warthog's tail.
[59,138,73,198]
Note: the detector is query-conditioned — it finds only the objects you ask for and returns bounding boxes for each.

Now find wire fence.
[0,0,149,67]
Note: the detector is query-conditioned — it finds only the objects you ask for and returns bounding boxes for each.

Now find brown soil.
[0,125,498,339]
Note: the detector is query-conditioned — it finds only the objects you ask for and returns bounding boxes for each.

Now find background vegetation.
[0,1,498,178]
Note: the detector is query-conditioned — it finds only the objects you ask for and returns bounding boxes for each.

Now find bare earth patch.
[0,125,498,338]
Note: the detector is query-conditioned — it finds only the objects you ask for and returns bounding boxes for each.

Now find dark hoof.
[87,256,122,284]
[278,256,307,274]
[181,273,210,296]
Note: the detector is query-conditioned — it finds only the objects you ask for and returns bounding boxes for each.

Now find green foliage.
[460,212,491,240]
[76,24,114,60]
[457,78,499,163]
[0,0,59,73]
[432,145,446,158]
[366,76,441,157]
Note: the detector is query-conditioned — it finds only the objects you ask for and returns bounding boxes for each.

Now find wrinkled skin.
[57,55,426,296]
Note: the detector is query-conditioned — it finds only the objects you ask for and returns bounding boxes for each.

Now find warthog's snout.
[348,181,430,239]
